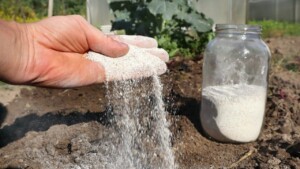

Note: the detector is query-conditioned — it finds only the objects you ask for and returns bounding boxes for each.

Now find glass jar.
[200,24,271,143]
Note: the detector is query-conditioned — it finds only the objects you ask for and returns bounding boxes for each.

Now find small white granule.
[86,45,167,81]
[200,84,267,142]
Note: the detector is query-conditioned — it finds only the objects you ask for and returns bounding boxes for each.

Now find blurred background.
[1,0,300,23]
[0,0,299,37]
[0,0,299,66]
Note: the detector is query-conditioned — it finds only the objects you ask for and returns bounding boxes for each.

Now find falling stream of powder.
[75,46,176,168]
[96,48,176,168]
[97,76,176,169]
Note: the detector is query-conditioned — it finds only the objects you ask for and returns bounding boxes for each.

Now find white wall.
[86,0,113,27]
[248,0,300,22]
[192,0,248,24]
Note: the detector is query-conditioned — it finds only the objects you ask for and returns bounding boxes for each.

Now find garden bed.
[0,36,299,168]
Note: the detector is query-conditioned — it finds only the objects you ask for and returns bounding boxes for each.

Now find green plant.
[109,0,213,57]
[249,20,300,38]
[0,0,86,22]
[0,0,40,22]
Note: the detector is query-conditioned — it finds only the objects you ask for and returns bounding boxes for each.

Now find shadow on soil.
[170,95,243,143]
[0,103,8,128]
[0,110,111,148]
[167,94,206,135]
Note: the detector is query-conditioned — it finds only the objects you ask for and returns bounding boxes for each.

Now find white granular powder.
[200,84,267,142]
[86,45,167,81]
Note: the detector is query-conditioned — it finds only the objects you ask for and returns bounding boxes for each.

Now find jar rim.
[216,24,262,32]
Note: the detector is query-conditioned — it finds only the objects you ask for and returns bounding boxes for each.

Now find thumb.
[81,19,129,57]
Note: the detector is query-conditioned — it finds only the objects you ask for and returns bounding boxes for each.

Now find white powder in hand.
[200,84,267,142]
[86,45,167,81]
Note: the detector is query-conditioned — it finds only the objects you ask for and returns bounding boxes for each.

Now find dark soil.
[0,37,299,169]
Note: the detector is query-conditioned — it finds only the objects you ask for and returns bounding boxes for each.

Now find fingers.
[111,35,158,48]
[86,26,129,57]
[75,16,129,57]
[111,35,169,62]
[143,48,169,62]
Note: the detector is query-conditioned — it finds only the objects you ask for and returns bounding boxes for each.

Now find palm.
[23,15,126,87]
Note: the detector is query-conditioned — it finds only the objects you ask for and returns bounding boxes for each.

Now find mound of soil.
[0,37,299,168]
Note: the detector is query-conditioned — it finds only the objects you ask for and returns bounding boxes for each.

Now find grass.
[248,20,300,38]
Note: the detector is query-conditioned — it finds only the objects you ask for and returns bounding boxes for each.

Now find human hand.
[0,15,168,87]
[0,15,168,88]
[0,15,129,87]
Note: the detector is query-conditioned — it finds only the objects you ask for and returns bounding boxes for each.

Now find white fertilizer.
[86,45,167,81]
[201,84,267,142]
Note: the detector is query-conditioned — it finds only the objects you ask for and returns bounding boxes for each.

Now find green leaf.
[169,48,179,57]
[147,0,177,20]
[108,0,129,2]
[109,0,213,58]
[177,11,212,32]
[114,9,130,21]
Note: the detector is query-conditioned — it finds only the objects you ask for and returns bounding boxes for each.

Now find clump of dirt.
[0,36,299,168]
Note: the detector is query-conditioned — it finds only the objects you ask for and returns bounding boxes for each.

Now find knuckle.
[71,15,86,22]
